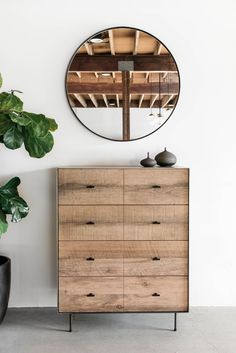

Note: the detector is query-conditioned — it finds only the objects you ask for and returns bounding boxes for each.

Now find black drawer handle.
[86,293,95,297]
[86,185,95,189]
[86,257,95,261]
[86,221,95,225]
[152,256,160,261]
[152,185,161,189]
[152,221,160,225]
[152,293,160,297]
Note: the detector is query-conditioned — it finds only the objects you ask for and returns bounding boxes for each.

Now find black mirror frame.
[65,26,181,142]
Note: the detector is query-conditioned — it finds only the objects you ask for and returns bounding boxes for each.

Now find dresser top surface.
[57,166,189,170]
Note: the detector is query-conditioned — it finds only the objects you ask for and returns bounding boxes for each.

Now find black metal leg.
[69,313,72,332]
[174,313,177,331]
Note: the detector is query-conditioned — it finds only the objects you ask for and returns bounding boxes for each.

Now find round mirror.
[66,27,180,141]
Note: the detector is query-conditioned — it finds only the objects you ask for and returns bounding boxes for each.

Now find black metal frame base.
[67,312,177,332]
[69,313,72,332]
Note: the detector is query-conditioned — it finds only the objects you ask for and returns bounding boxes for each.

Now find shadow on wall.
[0,168,57,307]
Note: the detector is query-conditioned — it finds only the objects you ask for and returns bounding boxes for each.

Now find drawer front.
[58,169,123,205]
[124,241,188,276]
[124,241,188,258]
[124,277,188,311]
[59,206,123,240]
[124,205,188,240]
[124,258,187,276]
[59,277,123,312]
[59,241,123,276]
[124,169,189,205]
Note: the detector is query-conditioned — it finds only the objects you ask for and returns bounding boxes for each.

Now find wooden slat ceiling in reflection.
[67,28,179,109]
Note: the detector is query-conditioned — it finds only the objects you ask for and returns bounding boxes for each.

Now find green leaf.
[0,113,14,135]
[46,118,58,131]
[0,73,2,88]
[9,196,29,222]
[0,209,8,235]
[9,112,31,126]
[0,92,23,112]
[0,177,20,191]
[24,129,54,158]
[3,125,24,149]
[22,112,50,137]
[0,82,57,158]
[0,177,20,208]
[0,177,29,224]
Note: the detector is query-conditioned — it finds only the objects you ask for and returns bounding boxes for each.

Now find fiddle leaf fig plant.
[0,73,58,235]
[0,74,58,158]
[0,177,29,235]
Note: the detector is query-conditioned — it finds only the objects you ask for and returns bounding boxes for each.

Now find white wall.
[0,0,236,307]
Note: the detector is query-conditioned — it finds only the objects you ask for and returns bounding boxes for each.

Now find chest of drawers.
[57,167,189,327]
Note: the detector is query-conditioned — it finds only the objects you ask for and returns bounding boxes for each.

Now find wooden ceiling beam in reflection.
[108,30,115,55]
[162,94,176,108]
[70,97,173,109]
[154,42,163,55]
[139,94,144,107]
[88,94,98,107]
[150,94,159,108]
[122,71,130,141]
[102,94,109,107]
[84,42,94,55]
[133,30,140,55]
[67,81,179,95]
[73,94,87,107]
[116,94,120,107]
[69,54,177,72]
[162,72,168,80]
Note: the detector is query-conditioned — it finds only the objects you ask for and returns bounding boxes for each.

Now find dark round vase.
[155,147,177,167]
[140,152,156,167]
[0,256,11,324]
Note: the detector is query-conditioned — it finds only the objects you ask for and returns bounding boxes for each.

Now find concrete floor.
[0,308,235,353]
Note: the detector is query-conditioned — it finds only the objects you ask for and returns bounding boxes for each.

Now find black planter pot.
[0,256,11,324]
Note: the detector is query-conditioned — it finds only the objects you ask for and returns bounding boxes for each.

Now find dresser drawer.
[59,277,123,312]
[124,258,187,276]
[59,241,123,276]
[124,169,189,205]
[124,241,188,259]
[59,205,123,240]
[124,241,187,276]
[124,205,188,240]
[58,169,123,205]
[124,277,188,311]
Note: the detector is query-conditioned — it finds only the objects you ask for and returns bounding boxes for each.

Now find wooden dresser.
[57,167,189,328]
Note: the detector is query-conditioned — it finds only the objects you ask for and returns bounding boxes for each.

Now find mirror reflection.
[66,27,180,141]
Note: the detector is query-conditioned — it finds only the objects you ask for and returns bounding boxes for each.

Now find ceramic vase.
[140,152,156,167]
[155,148,177,167]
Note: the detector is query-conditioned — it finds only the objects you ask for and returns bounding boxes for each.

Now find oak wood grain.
[124,258,187,276]
[123,241,188,259]
[59,277,123,312]
[124,276,188,311]
[124,169,189,205]
[58,169,123,205]
[124,205,188,240]
[59,205,123,240]
[57,167,189,313]
[59,241,123,276]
